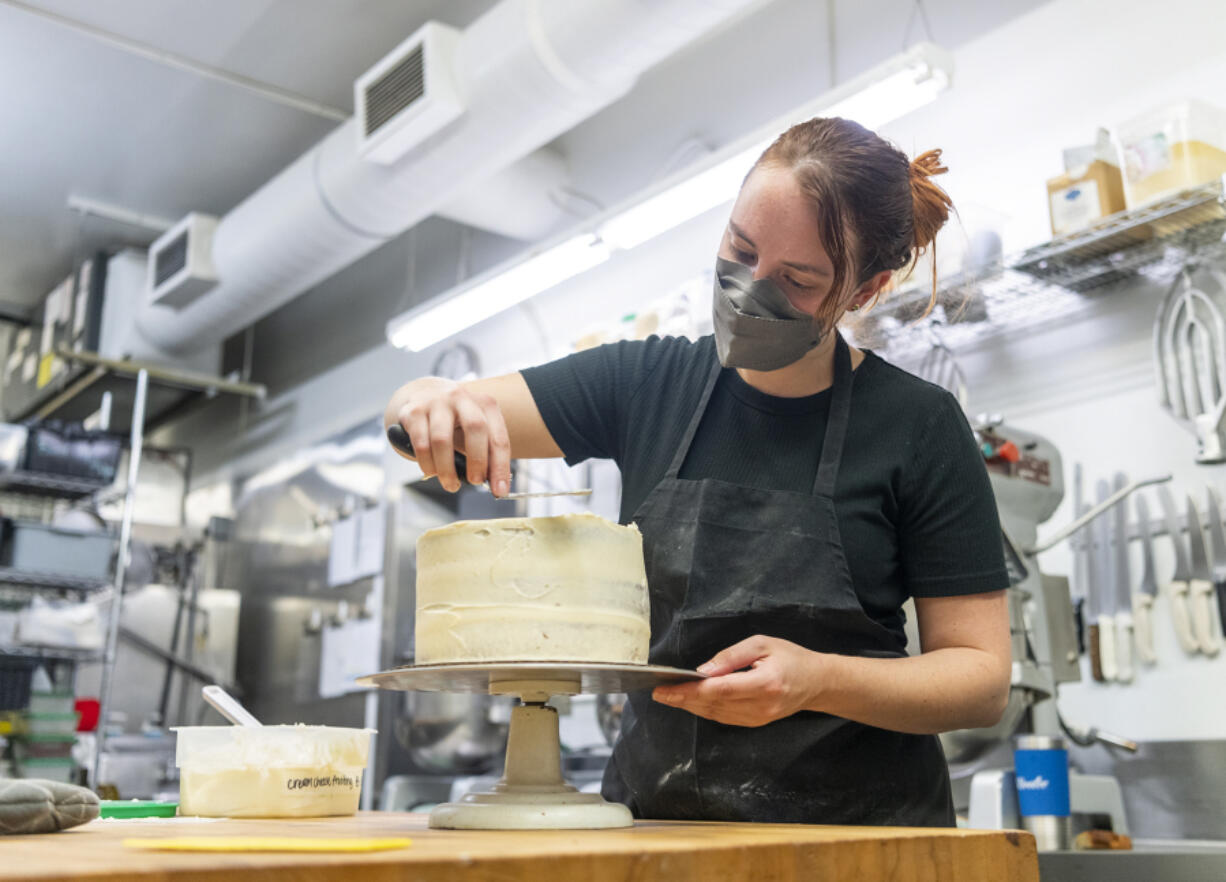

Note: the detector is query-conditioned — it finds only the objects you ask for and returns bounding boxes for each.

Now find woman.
[385,117,1011,827]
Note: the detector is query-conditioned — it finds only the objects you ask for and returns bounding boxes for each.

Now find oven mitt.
[0,778,100,834]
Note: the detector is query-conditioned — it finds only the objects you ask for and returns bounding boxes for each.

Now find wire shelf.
[0,470,110,501]
[0,568,111,595]
[0,644,103,663]
[851,179,1226,364]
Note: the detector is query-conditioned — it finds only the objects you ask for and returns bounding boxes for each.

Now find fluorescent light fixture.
[598,143,766,251]
[821,46,951,130]
[596,42,952,254]
[387,234,611,352]
[387,43,952,352]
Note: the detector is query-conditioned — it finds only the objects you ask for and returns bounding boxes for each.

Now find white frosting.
[415,513,650,664]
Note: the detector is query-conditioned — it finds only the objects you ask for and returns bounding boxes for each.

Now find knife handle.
[387,424,470,484]
[1088,623,1105,683]
[1217,583,1226,643]
[1133,594,1157,665]
[1073,598,1086,656]
[1098,614,1117,683]
[1189,579,1221,657]
[1167,581,1202,655]
[1115,613,1134,683]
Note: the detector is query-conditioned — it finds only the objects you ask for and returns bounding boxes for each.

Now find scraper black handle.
[387,424,469,481]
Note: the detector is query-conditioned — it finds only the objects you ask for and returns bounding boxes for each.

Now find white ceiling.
[0,0,494,305]
[0,0,1049,320]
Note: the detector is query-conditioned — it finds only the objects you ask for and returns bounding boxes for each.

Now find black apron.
[602,334,955,826]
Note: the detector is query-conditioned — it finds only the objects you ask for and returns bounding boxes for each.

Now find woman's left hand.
[652,636,827,727]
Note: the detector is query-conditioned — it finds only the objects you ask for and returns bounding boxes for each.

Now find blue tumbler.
[1013,734,1072,850]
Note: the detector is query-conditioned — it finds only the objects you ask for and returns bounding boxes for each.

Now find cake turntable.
[358,661,704,829]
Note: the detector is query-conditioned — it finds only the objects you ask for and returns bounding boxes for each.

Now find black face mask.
[712,257,822,371]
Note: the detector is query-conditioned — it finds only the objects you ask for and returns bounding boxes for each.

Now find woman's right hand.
[387,377,513,496]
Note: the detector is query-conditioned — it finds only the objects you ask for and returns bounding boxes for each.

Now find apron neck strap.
[812,333,853,498]
[665,351,723,479]
[666,333,856,490]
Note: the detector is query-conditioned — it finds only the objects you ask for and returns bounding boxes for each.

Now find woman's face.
[718,165,837,317]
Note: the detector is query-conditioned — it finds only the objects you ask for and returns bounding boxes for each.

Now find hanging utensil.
[1070,465,1088,655]
[1205,486,1226,640]
[915,325,969,411]
[202,685,262,728]
[1093,479,1117,682]
[386,425,592,499]
[1184,496,1221,657]
[1133,493,1159,665]
[1155,484,1201,654]
[1111,473,1134,682]
[1155,263,1226,463]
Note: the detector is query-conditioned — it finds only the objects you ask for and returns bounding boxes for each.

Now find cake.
[414,513,650,664]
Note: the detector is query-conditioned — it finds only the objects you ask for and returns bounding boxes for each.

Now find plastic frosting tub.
[173,725,374,818]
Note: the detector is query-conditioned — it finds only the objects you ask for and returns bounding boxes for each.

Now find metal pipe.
[1026,474,1172,554]
[54,346,266,400]
[66,195,174,234]
[119,624,229,693]
[93,368,147,789]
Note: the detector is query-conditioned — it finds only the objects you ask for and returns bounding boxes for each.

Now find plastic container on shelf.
[26,713,79,736]
[1114,99,1226,208]
[22,423,121,484]
[14,734,75,760]
[28,691,75,716]
[0,519,113,580]
[15,757,76,783]
[74,697,100,732]
[173,725,374,818]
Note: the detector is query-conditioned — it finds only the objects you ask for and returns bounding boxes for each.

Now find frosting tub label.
[179,766,366,818]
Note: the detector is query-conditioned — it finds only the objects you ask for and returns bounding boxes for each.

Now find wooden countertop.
[4,812,1038,882]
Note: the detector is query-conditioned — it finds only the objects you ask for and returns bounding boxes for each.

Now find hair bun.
[910,149,948,180]
[909,149,953,256]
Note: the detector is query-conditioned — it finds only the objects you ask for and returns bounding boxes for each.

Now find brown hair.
[752,117,953,329]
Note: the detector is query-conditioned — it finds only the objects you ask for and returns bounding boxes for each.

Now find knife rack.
[1123,512,1224,544]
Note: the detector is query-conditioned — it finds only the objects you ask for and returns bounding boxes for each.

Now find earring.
[847,304,861,312]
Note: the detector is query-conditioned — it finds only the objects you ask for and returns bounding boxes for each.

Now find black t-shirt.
[520,334,1008,645]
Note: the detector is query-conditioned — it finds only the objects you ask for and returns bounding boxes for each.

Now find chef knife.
[1132,493,1159,665]
[1082,497,1104,682]
[1155,484,1201,654]
[1204,486,1226,641]
[1070,465,1088,655]
[1093,479,1117,682]
[386,425,592,499]
[1184,496,1221,657]
[1111,473,1134,682]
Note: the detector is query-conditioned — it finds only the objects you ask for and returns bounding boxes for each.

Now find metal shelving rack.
[0,350,266,788]
[849,178,1226,364]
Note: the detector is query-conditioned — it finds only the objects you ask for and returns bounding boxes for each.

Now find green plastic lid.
[99,800,180,819]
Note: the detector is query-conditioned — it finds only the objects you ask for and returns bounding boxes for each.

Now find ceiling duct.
[356,23,465,166]
[147,213,218,310]
[129,0,772,360]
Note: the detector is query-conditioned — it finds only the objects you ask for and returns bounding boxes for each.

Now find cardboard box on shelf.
[1046,159,1126,237]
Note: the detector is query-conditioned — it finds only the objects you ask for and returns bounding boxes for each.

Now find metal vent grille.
[364,43,425,137]
[154,232,189,287]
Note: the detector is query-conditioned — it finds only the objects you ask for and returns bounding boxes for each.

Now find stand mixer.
[961,418,1161,840]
